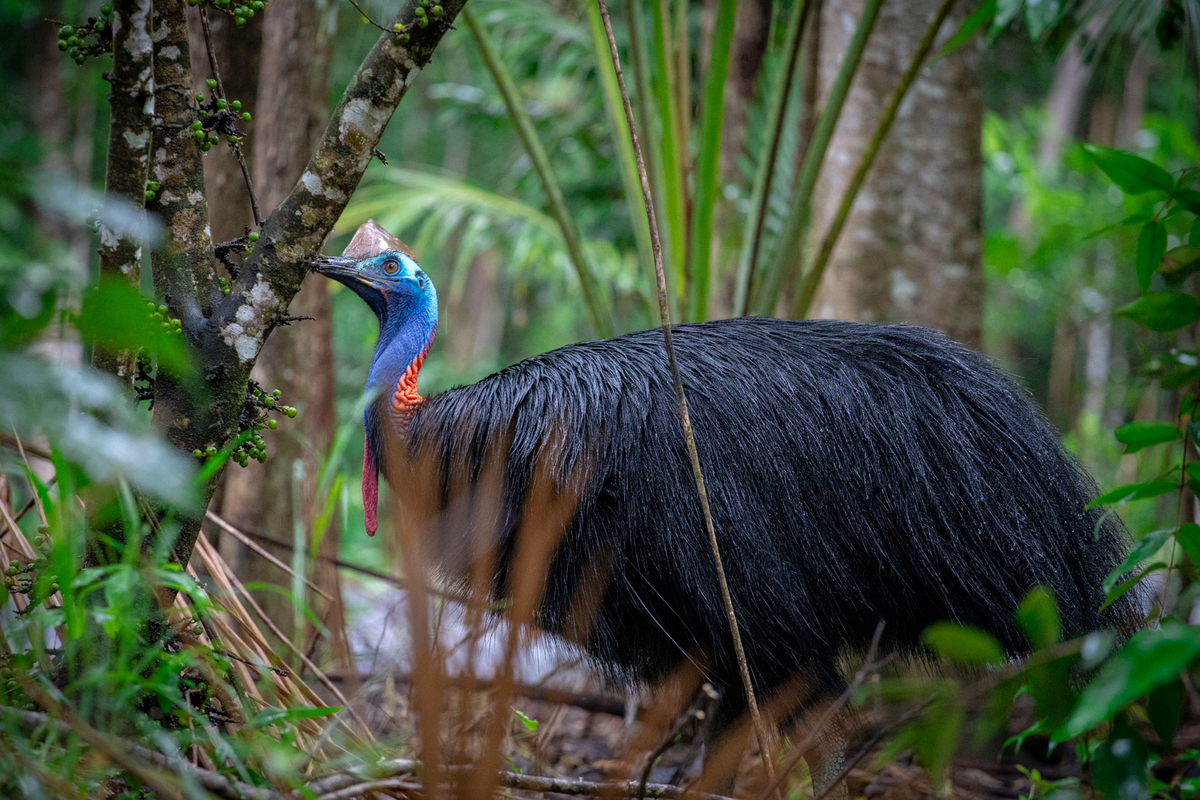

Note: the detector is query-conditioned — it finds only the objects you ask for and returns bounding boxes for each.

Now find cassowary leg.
[800,713,848,800]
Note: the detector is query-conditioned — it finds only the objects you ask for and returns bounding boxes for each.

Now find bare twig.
[205,510,332,602]
[199,5,261,226]
[593,0,777,789]
[792,0,958,318]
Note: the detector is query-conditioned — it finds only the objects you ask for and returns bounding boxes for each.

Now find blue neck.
[366,290,438,398]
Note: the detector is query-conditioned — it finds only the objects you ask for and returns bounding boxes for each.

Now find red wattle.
[363,434,378,536]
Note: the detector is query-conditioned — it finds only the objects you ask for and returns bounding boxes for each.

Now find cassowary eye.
[382,259,400,275]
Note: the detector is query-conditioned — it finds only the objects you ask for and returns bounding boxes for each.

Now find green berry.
[216,98,226,109]
[393,23,402,32]
[285,407,297,418]
[249,232,260,242]
[242,112,252,121]
[235,16,245,26]
[196,93,204,102]
[400,32,410,42]
[417,16,428,27]
[101,4,112,14]
[231,100,241,111]
[57,41,68,51]
[145,190,155,201]
[58,25,72,38]
[268,420,277,430]
[206,446,217,456]
[271,388,280,396]
[431,5,442,16]
[206,78,217,89]
[252,0,264,9]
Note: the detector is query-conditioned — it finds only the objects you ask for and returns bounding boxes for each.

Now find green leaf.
[1114,421,1179,453]
[1104,528,1173,593]
[1084,212,1150,241]
[992,0,1024,33]
[1023,0,1063,39]
[1088,479,1177,508]
[1057,621,1200,739]
[922,622,1006,665]
[1101,563,1164,611]
[1015,586,1061,649]
[912,694,964,792]
[1024,655,1078,729]
[75,279,192,376]
[1176,522,1200,565]
[933,0,996,61]
[1176,188,1200,214]
[1090,718,1150,800]
[1114,292,1200,332]
[1148,679,1184,749]
[1159,245,1200,285]
[1084,145,1175,195]
[252,705,342,728]
[1190,216,1200,247]
[1136,220,1168,291]
[513,707,539,731]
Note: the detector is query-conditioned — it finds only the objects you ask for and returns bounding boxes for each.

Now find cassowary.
[314,220,1134,782]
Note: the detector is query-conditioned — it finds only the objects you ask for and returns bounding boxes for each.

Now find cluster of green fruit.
[192,80,253,153]
[2,528,56,603]
[192,382,295,468]
[186,0,267,27]
[144,180,161,203]
[145,297,183,336]
[55,6,113,65]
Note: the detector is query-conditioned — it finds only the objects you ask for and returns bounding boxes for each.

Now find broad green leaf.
[1136,220,1167,291]
[1100,563,1164,611]
[1148,679,1184,748]
[1015,586,1061,649]
[1104,528,1173,593]
[1090,718,1150,800]
[1159,245,1200,285]
[922,622,1005,665]
[1024,655,1077,729]
[992,0,1024,33]
[1088,480,1177,508]
[1023,0,1062,39]
[1057,621,1200,739]
[933,0,996,61]
[513,707,539,731]
[1113,421,1179,453]
[1177,188,1200,214]
[1114,292,1200,332]
[912,695,964,792]
[1176,522,1200,564]
[76,279,192,376]
[1190,216,1200,247]
[1084,145,1175,195]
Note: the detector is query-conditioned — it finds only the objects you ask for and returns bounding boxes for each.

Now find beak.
[312,255,376,286]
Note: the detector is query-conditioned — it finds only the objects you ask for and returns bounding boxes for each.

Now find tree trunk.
[809,0,984,349]
[215,0,343,666]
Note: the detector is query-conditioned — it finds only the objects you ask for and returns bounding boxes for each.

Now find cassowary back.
[391,317,1133,711]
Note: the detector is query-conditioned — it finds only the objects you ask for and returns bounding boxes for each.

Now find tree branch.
[147,0,218,330]
[94,0,154,382]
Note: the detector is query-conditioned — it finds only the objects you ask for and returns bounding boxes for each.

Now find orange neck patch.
[392,342,432,431]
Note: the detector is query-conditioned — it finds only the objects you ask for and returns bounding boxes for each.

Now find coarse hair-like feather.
[391,317,1134,714]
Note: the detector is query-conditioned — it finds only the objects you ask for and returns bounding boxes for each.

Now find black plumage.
[394,317,1135,715]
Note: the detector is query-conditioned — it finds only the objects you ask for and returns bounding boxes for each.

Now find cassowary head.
[312,220,439,535]
[313,220,437,336]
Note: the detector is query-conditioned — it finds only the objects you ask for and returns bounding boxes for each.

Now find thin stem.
[464,6,612,338]
[344,0,391,31]
[792,0,957,319]
[733,0,813,317]
[752,0,885,316]
[594,0,776,789]
[199,6,262,226]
